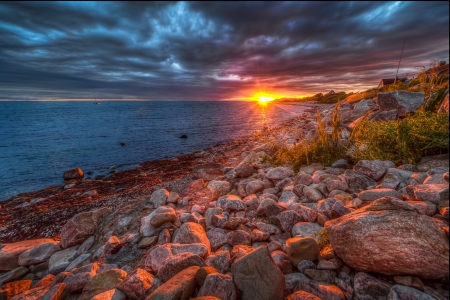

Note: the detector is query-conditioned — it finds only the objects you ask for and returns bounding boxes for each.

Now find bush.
[349,111,449,164]
[273,105,346,171]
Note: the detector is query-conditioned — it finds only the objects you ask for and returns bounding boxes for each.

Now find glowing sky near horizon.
[0,1,448,100]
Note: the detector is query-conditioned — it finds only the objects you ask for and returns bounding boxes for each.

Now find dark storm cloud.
[0,1,448,100]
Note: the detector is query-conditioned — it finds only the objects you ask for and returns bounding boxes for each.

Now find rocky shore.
[0,95,448,300]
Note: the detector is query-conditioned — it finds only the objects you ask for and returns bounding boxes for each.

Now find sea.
[0,101,310,201]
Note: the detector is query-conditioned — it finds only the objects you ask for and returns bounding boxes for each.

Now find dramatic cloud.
[0,1,448,100]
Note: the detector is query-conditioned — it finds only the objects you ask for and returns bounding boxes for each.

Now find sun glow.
[258,96,274,102]
[252,91,278,103]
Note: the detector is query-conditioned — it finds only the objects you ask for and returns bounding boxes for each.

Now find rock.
[443,172,449,182]
[148,189,169,208]
[302,186,323,202]
[79,269,127,300]
[205,207,223,229]
[317,258,342,270]
[91,288,126,300]
[304,269,335,284]
[0,238,56,271]
[245,180,265,195]
[406,201,436,216]
[256,198,283,217]
[379,172,402,189]
[172,222,211,254]
[227,230,251,246]
[393,275,424,291]
[40,283,66,300]
[93,236,120,259]
[235,164,256,178]
[284,272,344,300]
[300,163,324,175]
[48,247,78,275]
[138,237,158,249]
[325,197,449,279]
[410,184,449,204]
[325,180,348,193]
[116,268,159,299]
[206,228,228,251]
[290,204,317,223]
[197,273,237,300]
[195,266,218,286]
[353,272,393,300]
[285,290,321,300]
[206,250,231,273]
[63,168,84,181]
[216,195,246,212]
[193,163,224,180]
[294,173,313,186]
[250,229,270,242]
[65,253,91,272]
[157,253,206,282]
[146,266,199,300]
[77,236,95,255]
[358,188,402,203]
[278,185,300,207]
[17,242,60,267]
[377,91,425,115]
[0,266,29,286]
[60,208,110,249]
[286,237,319,266]
[388,284,435,300]
[266,167,290,181]
[343,170,377,192]
[297,260,316,273]
[149,206,176,227]
[424,174,448,184]
[231,246,284,300]
[354,160,393,181]
[144,245,172,274]
[291,222,323,238]
[206,181,231,198]
[2,280,33,300]
[270,250,292,274]
[256,222,282,235]
[331,159,352,169]
[276,210,302,233]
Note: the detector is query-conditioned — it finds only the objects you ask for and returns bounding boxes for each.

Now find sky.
[0,1,448,101]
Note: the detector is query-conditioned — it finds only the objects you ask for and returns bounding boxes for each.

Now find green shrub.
[349,111,449,164]
[273,105,346,171]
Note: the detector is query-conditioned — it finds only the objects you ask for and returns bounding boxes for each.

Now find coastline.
[0,102,334,243]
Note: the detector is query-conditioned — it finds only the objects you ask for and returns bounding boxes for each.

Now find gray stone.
[354,272,393,300]
[377,91,425,114]
[331,159,352,169]
[292,222,323,238]
[354,160,394,181]
[0,266,29,286]
[359,188,402,202]
[216,195,246,212]
[18,242,60,266]
[197,273,237,300]
[388,284,435,300]
[303,186,323,202]
[266,167,290,181]
[235,164,256,178]
[65,254,91,272]
[148,189,169,208]
[49,246,78,275]
[343,170,377,192]
[77,236,95,256]
[207,181,231,198]
[411,184,449,204]
[297,260,316,273]
[304,269,336,284]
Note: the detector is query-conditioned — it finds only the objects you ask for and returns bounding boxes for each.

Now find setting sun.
[258,96,274,102]
[252,91,279,103]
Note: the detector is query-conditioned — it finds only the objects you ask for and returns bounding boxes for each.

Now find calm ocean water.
[0,101,308,201]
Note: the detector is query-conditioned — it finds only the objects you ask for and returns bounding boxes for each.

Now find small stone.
[304,269,336,284]
[138,236,158,249]
[286,237,319,266]
[297,260,316,273]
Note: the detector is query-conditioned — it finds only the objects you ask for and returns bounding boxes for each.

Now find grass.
[349,111,449,164]
[272,104,346,171]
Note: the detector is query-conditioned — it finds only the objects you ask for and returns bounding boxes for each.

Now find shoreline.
[0,102,334,243]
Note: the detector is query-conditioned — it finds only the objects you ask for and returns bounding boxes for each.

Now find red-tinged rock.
[227,230,251,246]
[358,188,402,202]
[79,269,127,300]
[63,168,83,181]
[149,206,176,228]
[286,237,319,266]
[146,266,200,300]
[216,195,246,212]
[290,204,317,223]
[40,283,66,300]
[60,208,110,249]
[283,273,344,300]
[231,246,284,300]
[235,164,255,178]
[256,198,284,217]
[0,238,56,271]
[325,197,449,279]
[170,243,208,258]
[17,242,60,267]
[194,266,218,286]
[206,250,231,274]
[197,273,237,300]
[172,222,211,254]
[206,228,228,251]
[157,253,206,282]
[411,184,449,204]
[342,170,377,193]
[255,222,282,235]
[117,268,160,300]
[245,180,265,195]
[207,181,231,199]
[354,160,394,181]
[325,180,348,193]
[33,274,56,288]
[250,229,270,242]
[406,201,436,216]
[145,244,172,274]
[93,236,119,259]
[285,290,321,300]
[63,271,96,293]
[1,280,32,299]
[270,250,292,275]
[221,217,248,230]
[10,286,50,300]
[276,210,302,233]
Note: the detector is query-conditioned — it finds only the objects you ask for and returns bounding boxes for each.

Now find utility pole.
[394,41,406,83]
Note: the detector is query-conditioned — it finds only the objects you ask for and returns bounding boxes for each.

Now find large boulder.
[325,197,449,279]
[146,266,199,300]
[60,208,110,249]
[231,246,284,300]
[0,238,56,271]
[377,91,425,117]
